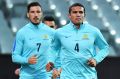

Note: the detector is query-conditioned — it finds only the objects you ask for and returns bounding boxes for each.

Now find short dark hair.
[69,3,85,14]
[43,16,55,23]
[27,2,42,12]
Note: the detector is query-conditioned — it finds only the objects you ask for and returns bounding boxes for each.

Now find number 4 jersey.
[49,21,109,79]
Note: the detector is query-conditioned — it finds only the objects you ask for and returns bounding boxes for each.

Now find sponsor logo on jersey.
[82,34,89,40]
[42,34,49,40]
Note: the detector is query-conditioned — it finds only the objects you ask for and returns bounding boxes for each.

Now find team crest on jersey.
[82,34,89,40]
[42,34,49,40]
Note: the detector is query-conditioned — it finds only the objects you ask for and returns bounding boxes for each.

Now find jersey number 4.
[74,43,79,52]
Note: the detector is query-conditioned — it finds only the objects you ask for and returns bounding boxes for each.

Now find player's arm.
[93,29,109,64]
[46,31,61,72]
[12,32,29,64]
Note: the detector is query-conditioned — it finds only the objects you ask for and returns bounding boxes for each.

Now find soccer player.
[14,15,60,79]
[12,2,54,79]
[46,3,109,79]
[43,15,57,29]
[42,15,61,79]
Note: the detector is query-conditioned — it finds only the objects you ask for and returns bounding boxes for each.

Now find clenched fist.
[46,62,54,72]
[28,55,37,64]
[87,58,97,67]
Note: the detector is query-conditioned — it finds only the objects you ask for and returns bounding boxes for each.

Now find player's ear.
[27,13,29,18]
[68,13,71,19]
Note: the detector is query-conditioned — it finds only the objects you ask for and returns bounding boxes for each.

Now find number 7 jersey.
[12,22,55,76]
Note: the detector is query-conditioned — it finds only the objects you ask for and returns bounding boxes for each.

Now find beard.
[31,18,41,25]
[74,22,83,26]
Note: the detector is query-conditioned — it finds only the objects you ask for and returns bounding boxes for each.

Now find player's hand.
[14,68,20,76]
[28,55,37,64]
[58,68,62,77]
[46,62,54,72]
[52,69,58,79]
[87,58,97,67]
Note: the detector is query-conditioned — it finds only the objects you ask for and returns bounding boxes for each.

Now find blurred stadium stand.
[10,17,28,33]
[0,10,14,54]
[0,0,120,79]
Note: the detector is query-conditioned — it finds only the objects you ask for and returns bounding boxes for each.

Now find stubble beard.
[31,18,42,25]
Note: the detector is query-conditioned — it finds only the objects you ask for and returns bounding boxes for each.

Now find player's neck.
[75,22,83,29]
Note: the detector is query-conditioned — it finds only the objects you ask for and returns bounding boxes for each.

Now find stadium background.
[0,0,120,79]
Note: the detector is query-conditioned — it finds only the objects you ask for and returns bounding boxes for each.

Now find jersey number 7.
[37,43,41,52]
